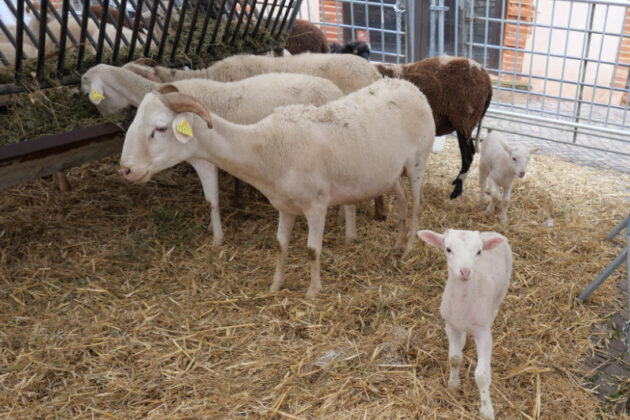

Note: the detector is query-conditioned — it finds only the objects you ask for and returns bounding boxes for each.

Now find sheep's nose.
[121,166,132,177]
[460,268,471,279]
[519,171,525,178]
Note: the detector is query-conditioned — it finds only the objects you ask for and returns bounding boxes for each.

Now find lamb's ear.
[172,112,196,144]
[417,230,445,249]
[529,147,540,154]
[88,77,106,105]
[482,235,505,251]
[500,139,513,154]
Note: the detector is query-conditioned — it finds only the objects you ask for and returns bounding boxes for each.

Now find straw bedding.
[0,140,628,418]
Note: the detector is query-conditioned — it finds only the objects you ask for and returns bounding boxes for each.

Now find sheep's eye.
[151,127,168,138]
[512,157,517,162]
[446,247,452,253]
[476,250,481,255]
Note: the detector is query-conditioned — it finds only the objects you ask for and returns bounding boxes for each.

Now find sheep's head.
[120,85,213,184]
[81,64,134,116]
[500,141,539,179]
[417,229,504,282]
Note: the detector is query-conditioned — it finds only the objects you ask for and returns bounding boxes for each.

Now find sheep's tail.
[474,90,492,152]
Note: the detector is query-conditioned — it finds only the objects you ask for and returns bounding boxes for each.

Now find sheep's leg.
[403,158,426,258]
[392,179,408,252]
[343,205,357,244]
[445,322,467,391]
[473,328,495,420]
[479,163,489,205]
[499,182,513,224]
[374,195,388,220]
[336,205,345,225]
[450,131,474,200]
[53,172,72,192]
[304,205,327,298]
[484,179,500,214]
[270,211,296,293]
[188,159,223,245]
[232,178,244,209]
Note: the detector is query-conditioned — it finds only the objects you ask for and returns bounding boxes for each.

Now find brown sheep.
[374,56,492,213]
[286,19,330,54]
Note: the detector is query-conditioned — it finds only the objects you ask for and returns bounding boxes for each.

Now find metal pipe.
[607,213,630,242]
[578,248,628,301]
[573,1,596,143]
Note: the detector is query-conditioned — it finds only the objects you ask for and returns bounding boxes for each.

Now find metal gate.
[429,0,630,172]
[296,0,410,63]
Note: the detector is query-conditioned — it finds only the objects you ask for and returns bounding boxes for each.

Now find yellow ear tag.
[90,90,105,102]
[176,119,193,137]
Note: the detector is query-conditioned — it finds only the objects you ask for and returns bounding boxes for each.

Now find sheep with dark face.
[330,40,370,60]
[375,56,492,208]
[286,19,330,55]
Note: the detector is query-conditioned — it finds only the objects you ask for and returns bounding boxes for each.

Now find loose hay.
[0,140,628,418]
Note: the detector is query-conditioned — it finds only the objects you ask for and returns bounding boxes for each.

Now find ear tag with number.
[91,90,105,102]
[176,119,193,137]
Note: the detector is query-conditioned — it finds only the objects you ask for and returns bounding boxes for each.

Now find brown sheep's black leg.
[374,195,388,220]
[450,132,475,199]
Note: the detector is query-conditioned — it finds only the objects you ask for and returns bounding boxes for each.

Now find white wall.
[521,0,627,104]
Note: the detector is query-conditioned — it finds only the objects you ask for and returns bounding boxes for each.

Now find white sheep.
[417,229,511,420]
[83,67,351,245]
[120,77,435,297]
[479,131,539,224]
[124,52,382,94]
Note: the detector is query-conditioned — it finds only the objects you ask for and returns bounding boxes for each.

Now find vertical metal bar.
[199,0,218,51]
[15,0,25,83]
[510,0,523,107]
[36,0,49,82]
[270,0,288,36]
[587,4,609,124]
[252,0,270,37]
[265,0,280,30]
[144,0,160,56]
[573,1,596,143]
[454,0,459,57]
[127,0,145,60]
[157,0,174,59]
[604,10,625,125]
[184,0,202,53]
[95,0,110,63]
[335,0,342,43]
[483,0,490,66]
[430,0,436,57]
[231,0,251,42]
[78,0,91,71]
[58,0,70,76]
[395,0,403,62]
[496,0,506,99]
[170,0,188,61]
[112,0,128,63]
[438,0,445,56]
[525,0,540,111]
[220,0,239,45]
[241,0,258,39]
[380,0,385,61]
[274,0,295,37]
[468,0,474,58]
[25,0,60,47]
[556,0,574,116]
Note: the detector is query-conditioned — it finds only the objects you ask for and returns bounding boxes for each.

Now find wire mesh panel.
[0,0,301,94]
[296,0,409,63]
[431,0,630,170]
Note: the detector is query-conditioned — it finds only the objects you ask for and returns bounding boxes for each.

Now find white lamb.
[120,78,435,297]
[124,52,382,94]
[417,229,511,420]
[479,131,539,224]
[83,68,349,245]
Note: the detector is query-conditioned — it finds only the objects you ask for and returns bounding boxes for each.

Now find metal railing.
[296,0,409,63]
[429,0,630,165]
[0,0,301,94]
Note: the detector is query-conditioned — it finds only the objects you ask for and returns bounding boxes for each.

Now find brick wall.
[501,0,536,77]
[612,9,630,105]
[322,0,343,43]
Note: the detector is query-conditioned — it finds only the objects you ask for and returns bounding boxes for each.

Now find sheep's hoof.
[344,236,357,246]
[305,286,321,299]
[269,284,281,293]
[449,181,463,199]
[212,235,224,246]
[479,400,495,420]
[447,377,461,391]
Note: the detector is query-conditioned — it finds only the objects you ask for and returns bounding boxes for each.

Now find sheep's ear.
[529,147,540,154]
[172,113,196,144]
[417,230,445,249]
[88,78,106,105]
[500,139,513,154]
[482,236,504,251]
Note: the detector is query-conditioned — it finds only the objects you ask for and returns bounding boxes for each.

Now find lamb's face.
[81,67,131,116]
[120,93,194,183]
[506,146,539,179]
